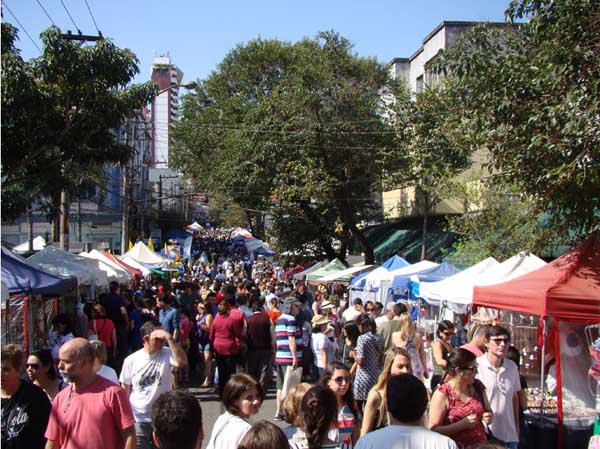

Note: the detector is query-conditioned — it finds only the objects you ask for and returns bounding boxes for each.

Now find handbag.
[281,366,303,399]
[88,320,99,341]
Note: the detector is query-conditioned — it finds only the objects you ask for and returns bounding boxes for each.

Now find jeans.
[135,422,156,449]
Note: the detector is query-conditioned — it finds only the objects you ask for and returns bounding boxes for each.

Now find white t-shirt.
[311,332,336,368]
[97,364,119,384]
[119,347,175,422]
[375,315,389,330]
[342,307,362,323]
[476,354,521,443]
[354,424,458,449]
[206,411,252,449]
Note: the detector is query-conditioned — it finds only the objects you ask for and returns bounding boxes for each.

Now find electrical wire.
[82,0,101,36]
[58,0,81,33]
[35,0,57,27]
[2,2,43,53]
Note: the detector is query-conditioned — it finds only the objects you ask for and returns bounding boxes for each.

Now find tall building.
[150,54,183,168]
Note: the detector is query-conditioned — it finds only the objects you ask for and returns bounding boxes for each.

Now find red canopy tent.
[474,237,600,323]
[283,264,306,280]
[103,251,143,279]
[473,236,600,448]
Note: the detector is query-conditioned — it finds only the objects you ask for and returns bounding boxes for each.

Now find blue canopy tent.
[381,255,410,271]
[407,262,461,299]
[1,247,77,296]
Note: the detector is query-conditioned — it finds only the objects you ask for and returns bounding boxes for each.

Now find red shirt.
[88,318,115,349]
[209,309,245,355]
[45,376,135,449]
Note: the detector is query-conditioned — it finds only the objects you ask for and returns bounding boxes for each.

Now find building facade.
[150,54,183,169]
[382,21,501,220]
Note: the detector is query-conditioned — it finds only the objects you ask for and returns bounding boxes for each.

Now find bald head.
[58,338,96,386]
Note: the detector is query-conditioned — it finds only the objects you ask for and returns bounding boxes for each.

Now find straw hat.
[311,314,330,327]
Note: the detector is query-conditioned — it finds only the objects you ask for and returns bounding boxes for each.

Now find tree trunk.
[298,200,336,261]
[59,189,70,251]
[352,225,375,265]
[337,239,348,264]
[421,192,430,261]
[27,208,34,252]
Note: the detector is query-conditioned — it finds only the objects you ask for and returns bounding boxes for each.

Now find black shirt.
[1,380,51,449]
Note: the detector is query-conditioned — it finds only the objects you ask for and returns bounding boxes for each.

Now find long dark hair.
[356,313,376,334]
[30,349,58,380]
[343,322,360,347]
[301,385,338,449]
[319,361,357,418]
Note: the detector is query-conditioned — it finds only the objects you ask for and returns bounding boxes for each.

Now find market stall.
[474,237,600,449]
[1,247,77,351]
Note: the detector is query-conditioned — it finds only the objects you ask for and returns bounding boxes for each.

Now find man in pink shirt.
[45,338,135,449]
[460,323,489,357]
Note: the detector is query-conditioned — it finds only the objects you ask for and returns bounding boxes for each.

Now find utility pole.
[77,196,82,242]
[27,208,33,252]
[158,174,163,213]
[120,124,130,255]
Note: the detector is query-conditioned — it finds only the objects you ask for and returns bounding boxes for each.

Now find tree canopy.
[1,24,157,221]
[435,0,600,239]
[173,31,400,263]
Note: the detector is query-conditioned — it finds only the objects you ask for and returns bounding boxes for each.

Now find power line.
[2,2,43,54]
[35,0,57,27]
[82,0,101,36]
[59,0,82,34]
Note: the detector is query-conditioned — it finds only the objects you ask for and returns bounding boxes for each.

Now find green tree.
[386,85,473,260]
[436,0,600,238]
[1,25,157,247]
[173,32,398,264]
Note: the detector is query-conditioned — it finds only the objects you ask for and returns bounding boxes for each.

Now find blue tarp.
[255,246,275,257]
[1,247,77,296]
[407,262,461,298]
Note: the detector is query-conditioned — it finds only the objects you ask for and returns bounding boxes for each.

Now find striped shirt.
[275,313,303,365]
[337,404,356,449]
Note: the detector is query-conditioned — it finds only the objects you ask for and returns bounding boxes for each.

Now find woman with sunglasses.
[320,362,359,449]
[360,347,412,436]
[196,301,214,388]
[429,348,493,449]
[25,349,66,400]
[431,320,455,391]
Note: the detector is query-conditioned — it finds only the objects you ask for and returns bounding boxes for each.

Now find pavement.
[184,374,289,449]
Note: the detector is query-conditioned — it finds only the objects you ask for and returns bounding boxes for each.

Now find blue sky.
[3,0,510,84]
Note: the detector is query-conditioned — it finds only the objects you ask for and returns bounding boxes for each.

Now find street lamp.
[157,80,198,95]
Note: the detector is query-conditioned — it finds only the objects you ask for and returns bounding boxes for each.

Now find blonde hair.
[283,382,311,426]
[369,347,412,428]
[399,314,416,341]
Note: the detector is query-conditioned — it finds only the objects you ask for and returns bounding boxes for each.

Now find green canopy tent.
[306,258,347,283]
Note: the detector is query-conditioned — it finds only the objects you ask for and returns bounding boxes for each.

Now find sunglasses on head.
[334,376,351,385]
[26,363,40,369]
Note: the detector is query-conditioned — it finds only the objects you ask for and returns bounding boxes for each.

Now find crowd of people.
[1,228,529,449]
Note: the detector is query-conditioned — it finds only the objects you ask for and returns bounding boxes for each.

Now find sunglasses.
[365,308,374,312]
[333,376,351,385]
[443,331,454,336]
[461,366,478,373]
[26,363,40,369]
[490,337,510,345]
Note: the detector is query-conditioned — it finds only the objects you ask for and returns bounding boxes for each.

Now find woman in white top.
[89,340,119,384]
[207,373,265,449]
[311,315,336,378]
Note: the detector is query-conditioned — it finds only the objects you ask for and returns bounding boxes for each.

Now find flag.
[148,237,154,251]
[128,240,133,250]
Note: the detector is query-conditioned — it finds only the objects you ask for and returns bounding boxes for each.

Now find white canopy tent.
[315,264,376,284]
[28,246,108,288]
[13,236,46,253]
[119,254,152,278]
[186,221,204,232]
[418,257,500,313]
[123,241,169,268]
[80,250,131,284]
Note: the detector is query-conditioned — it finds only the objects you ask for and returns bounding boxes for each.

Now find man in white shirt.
[355,374,458,449]
[120,320,187,449]
[476,325,521,449]
[342,298,363,323]
[375,302,395,329]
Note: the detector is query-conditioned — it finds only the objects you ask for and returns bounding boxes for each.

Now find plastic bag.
[281,366,303,399]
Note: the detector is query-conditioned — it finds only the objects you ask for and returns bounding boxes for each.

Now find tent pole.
[539,316,548,426]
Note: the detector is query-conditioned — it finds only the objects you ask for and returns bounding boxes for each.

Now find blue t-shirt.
[159,307,180,336]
